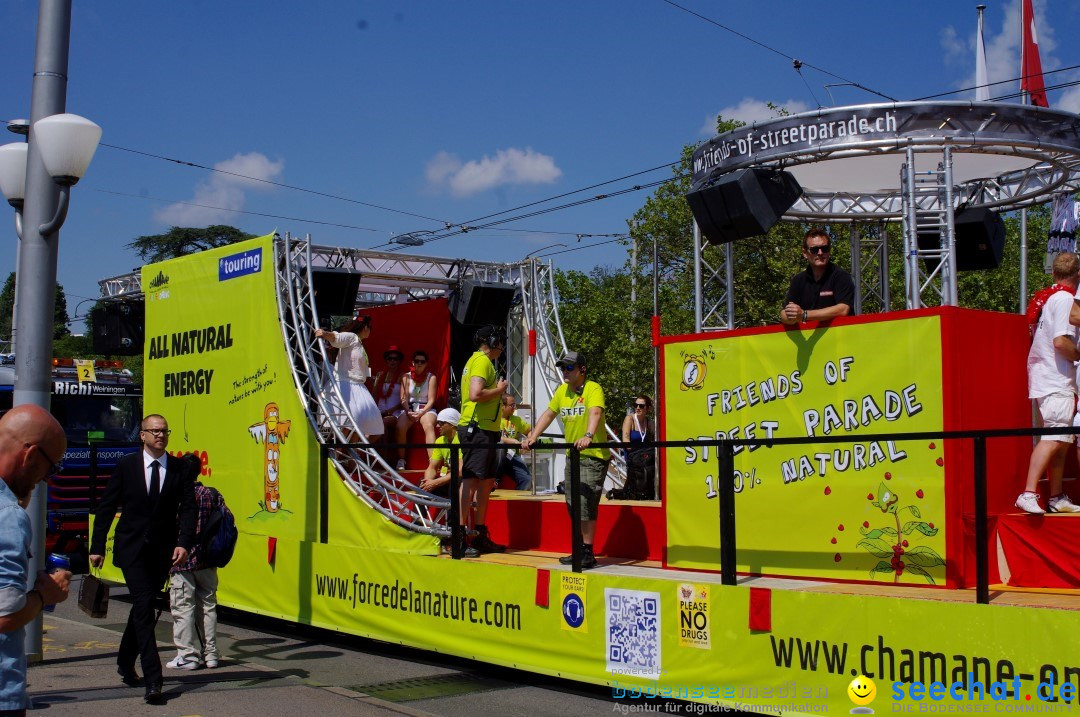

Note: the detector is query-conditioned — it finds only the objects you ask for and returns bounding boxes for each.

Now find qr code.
[605,588,661,678]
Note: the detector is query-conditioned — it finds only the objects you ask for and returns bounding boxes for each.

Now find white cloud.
[155,151,284,226]
[700,98,812,136]
[424,147,561,197]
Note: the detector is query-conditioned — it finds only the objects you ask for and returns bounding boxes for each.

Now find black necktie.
[149,460,160,503]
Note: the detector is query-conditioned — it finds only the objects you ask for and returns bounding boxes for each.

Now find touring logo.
[147,270,170,301]
[219,248,262,282]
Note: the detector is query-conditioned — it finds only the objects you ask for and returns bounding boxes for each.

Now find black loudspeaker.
[451,279,515,326]
[917,208,1006,271]
[685,168,803,244]
[312,269,362,321]
[91,301,144,356]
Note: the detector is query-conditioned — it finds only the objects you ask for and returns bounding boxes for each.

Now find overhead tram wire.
[90,187,384,233]
[368,161,680,251]
[95,142,450,225]
[658,0,897,102]
[909,64,1080,102]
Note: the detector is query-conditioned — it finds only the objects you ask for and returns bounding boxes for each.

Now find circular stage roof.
[691,102,1080,220]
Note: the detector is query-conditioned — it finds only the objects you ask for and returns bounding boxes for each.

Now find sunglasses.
[634,403,648,409]
[558,364,578,372]
[142,428,171,437]
[413,359,427,365]
[385,356,402,361]
[29,443,64,477]
[807,245,831,254]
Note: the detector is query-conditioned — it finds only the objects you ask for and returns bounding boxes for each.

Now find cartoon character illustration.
[681,354,707,391]
[248,402,291,512]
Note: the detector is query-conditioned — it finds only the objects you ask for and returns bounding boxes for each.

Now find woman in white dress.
[394,349,439,468]
[314,316,383,440]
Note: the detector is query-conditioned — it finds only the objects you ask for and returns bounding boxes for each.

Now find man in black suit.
[90,414,195,705]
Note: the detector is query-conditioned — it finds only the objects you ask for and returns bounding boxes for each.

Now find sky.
[2,0,1079,333]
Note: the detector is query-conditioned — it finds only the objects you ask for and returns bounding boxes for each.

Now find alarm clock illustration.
[681,354,707,391]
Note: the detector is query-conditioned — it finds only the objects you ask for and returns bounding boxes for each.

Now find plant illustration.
[858,482,944,584]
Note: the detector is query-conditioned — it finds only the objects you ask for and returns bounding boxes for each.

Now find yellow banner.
[664,317,946,583]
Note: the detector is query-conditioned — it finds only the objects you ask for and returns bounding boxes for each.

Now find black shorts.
[459,425,500,479]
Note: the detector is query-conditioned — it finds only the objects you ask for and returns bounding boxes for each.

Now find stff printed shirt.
[548,380,606,461]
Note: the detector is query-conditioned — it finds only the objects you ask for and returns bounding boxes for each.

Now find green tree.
[0,272,72,341]
[126,225,255,263]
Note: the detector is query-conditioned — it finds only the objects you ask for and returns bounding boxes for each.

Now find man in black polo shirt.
[779,228,855,325]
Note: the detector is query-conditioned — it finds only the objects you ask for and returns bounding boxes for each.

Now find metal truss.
[849,223,890,315]
[275,235,450,537]
[699,239,735,332]
[98,271,142,298]
[901,147,958,308]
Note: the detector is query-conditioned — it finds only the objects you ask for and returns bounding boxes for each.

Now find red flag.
[1021,0,1049,107]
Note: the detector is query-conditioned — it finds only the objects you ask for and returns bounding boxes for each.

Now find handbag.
[78,571,110,618]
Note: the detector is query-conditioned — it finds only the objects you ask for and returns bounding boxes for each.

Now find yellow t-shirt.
[431,433,462,476]
[500,414,530,442]
[548,380,606,461]
[458,350,500,431]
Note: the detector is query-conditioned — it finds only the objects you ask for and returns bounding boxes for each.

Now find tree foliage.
[126,225,255,263]
[0,271,72,342]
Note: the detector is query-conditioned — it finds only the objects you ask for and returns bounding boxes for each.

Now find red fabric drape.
[997,514,1080,587]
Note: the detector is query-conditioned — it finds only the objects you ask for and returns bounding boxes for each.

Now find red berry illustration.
[867,493,874,500]
[838,524,844,531]
[884,472,892,480]
[929,442,936,450]
[916,489,924,499]
[928,522,935,529]
[824,486,832,495]
[902,540,909,547]
[862,521,870,528]
[936,457,944,467]
[834,553,842,562]
[830,537,837,544]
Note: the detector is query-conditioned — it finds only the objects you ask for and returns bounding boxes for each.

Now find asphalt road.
[28,575,644,717]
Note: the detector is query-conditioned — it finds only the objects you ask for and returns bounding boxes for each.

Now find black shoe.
[144,681,165,705]
[558,552,597,569]
[117,666,143,687]
[472,534,506,554]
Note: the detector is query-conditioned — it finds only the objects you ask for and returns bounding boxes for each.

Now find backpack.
[197,486,238,568]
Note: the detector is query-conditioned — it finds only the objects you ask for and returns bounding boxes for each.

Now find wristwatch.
[584,431,594,439]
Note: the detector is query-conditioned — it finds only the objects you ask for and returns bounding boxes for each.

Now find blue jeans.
[498,454,532,490]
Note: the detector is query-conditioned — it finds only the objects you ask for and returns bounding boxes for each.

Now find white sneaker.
[1015,492,1045,514]
[204,657,219,669]
[1048,494,1080,513]
[166,655,201,670]
[395,459,406,471]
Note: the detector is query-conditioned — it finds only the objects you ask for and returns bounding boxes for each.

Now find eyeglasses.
[807,245,831,255]
[141,428,171,437]
[634,403,648,409]
[386,356,402,362]
[28,443,64,477]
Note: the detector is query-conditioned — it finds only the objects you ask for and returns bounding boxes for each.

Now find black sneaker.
[472,534,506,554]
[558,552,597,569]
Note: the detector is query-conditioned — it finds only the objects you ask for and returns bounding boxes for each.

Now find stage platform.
[447,548,1080,611]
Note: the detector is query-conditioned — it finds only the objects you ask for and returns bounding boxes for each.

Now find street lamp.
[4,0,102,665]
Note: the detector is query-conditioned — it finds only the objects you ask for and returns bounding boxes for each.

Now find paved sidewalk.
[27,577,434,716]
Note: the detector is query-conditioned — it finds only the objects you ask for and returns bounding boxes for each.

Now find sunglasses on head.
[807,245,831,254]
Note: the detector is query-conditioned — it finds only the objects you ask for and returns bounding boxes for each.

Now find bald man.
[0,405,72,715]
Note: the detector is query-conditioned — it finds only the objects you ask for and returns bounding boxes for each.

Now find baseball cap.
[383,344,404,360]
[557,351,585,369]
[436,408,461,424]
